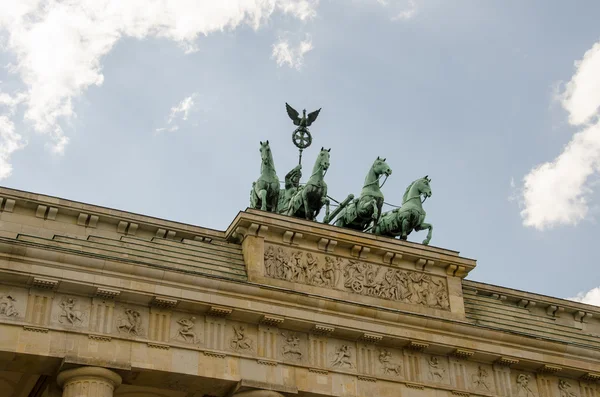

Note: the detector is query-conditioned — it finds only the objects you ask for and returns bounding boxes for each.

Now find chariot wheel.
[351,280,364,293]
[292,129,312,149]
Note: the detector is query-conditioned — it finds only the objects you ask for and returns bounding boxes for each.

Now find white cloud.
[0,115,26,179]
[392,0,417,21]
[0,0,319,169]
[520,39,600,230]
[155,93,198,134]
[569,286,600,307]
[272,34,313,70]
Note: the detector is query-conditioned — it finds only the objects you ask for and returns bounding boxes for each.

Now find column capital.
[233,390,286,397]
[57,366,122,396]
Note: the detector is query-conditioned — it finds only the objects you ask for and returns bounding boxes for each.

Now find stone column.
[234,390,285,397]
[57,366,122,397]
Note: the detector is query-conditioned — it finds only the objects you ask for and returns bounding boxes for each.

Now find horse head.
[318,147,331,171]
[374,156,392,177]
[418,175,432,198]
[259,140,272,166]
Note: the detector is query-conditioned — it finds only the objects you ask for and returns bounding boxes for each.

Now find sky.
[0,0,599,305]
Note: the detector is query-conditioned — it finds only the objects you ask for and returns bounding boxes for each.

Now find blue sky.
[1,0,599,304]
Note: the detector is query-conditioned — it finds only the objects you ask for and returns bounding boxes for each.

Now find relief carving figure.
[177,317,198,344]
[558,380,577,397]
[516,374,535,397]
[471,366,491,392]
[379,350,402,376]
[59,298,84,325]
[265,246,276,277]
[117,308,142,335]
[428,356,446,381]
[264,245,450,310]
[281,332,302,360]
[330,345,354,369]
[230,325,254,351]
[0,295,18,317]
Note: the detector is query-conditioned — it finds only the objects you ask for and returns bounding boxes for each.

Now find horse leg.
[400,219,410,240]
[303,191,312,220]
[416,222,433,245]
[370,199,379,233]
[259,189,268,211]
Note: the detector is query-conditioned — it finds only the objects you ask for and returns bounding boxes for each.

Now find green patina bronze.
[334,157,392,232]
[286,103,321,164]
[286,147,331,221]
[250,141,280,212]
[277,164,303,214]
[375,176,433,245]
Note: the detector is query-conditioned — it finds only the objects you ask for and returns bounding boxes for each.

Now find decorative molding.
[415,258,434,271]
[406,341,429,351]
[1,198,15,212]
[317,238,337,252]
[360,333,383,344]
[581,372,600,382]
[311,324,335,336]
[147,342,170,350]
[88,334,112,342]
[574,311,592,323]
[405,383,425,390]
[517,299,536,309]
[451,349,474,359]
[151,296,178,308]
[207,306,232,317]
[383,251,402,265]
[77,213,99,228]
[308,368,328,375]
[495,357,519,366]
[23,325,49,333]
[491,293,507,301]
[32,277,58,290]
[538,364,562,374]
[117,221,138,235]
[260,315,284,326]
[95,287,120,299]
[257,359,278,366]
[451,391,470,397]
[203,351,226,358]
[358,376,376,382]
[350,245,370,259]
[546,305,564,317]
[282,231,303,245]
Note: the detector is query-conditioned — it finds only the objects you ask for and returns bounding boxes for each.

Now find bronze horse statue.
[250,141,279,212]
[375,176,433,245]
[334,157,392,231]
[287,148,331,220]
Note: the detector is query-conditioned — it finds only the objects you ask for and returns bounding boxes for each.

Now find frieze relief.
[0,287,27,320]
[228,324,256,353]
[328,343,356,370]
[264,244,450,310]
[53,297,88,327]
[515,373,537,397]
[115,305,147,337]
[378,349,403,377]
[426,355,448,383]
[280,331,306,363]
[172,315,202,345]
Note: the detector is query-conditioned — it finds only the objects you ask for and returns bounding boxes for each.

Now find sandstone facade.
[0,186,598,397]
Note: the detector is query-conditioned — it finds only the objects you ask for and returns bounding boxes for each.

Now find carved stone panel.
[114,304,148,338]
[468,364,496,394]
[227,322,256,354]
[264,244,450,310]
[376,347,404,379]
[422,355,449,385]
[279,330,307,364]
[513,372,539,397]
[171,314,203,346]
[50,294,90,328]
[0,287,27,321]
[328,342,356,371]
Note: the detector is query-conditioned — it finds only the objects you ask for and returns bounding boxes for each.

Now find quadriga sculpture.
[375,176,433,245]
[286,147,331,220]
[250,141,280,212]
[334,157,392,232]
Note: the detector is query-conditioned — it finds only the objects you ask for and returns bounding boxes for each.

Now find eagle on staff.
[286,103,322,164]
